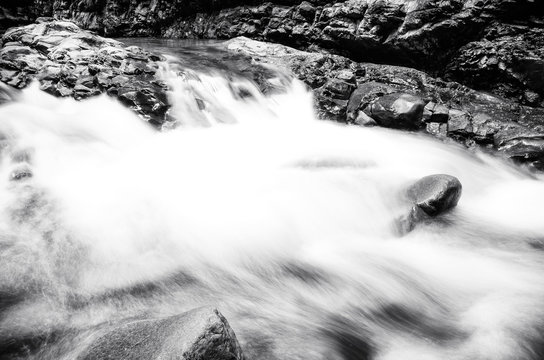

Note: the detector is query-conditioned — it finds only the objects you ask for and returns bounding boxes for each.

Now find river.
[1,39,544,360]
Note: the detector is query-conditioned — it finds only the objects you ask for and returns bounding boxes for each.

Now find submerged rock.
[77,307,244,360]
[406,174,462,217]
[10,165,33,181]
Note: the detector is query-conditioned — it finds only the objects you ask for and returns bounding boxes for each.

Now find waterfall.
[1,43,544,360]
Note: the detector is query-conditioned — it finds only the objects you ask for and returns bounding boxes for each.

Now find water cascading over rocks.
[1,5,544,360]
[1,34,544,359]
[3,21,544,169]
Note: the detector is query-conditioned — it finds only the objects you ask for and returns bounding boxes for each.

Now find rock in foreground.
[77,307,244,360]
[407,175,462,217]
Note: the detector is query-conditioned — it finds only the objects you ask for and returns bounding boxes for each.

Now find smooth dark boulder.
[77,307,244,360]
[363,93,425,130]
[406,174,462,217]
[396,174,462,234]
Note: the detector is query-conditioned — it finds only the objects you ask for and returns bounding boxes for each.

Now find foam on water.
[0,58,544,360]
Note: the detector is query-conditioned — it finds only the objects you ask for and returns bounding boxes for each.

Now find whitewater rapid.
[1,53,544,360]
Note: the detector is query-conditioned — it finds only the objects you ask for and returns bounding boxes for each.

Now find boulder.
[77,307,244,360]
[363,93,425,130]
[396,174,462,234]
[406,174,462,217]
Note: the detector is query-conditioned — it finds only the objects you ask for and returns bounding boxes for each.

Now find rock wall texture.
[7,0,542,108]
[0,0,36,33]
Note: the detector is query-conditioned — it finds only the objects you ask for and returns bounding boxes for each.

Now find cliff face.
[16,0,271,35]
[4,0,544,108]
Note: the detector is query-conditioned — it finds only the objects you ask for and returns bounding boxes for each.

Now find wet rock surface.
[397,174,462,235]
[406,174,462,217]
[363,93,425,130]
[0,21,169,125]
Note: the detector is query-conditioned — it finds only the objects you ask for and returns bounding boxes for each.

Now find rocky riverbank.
[2,20,544,170]
[225,36,544,170]
[0,20,170,125]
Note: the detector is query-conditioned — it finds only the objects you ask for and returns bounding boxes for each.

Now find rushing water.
[1,40,544,360]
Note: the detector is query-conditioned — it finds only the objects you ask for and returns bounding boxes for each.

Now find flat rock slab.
[77,307,244,360]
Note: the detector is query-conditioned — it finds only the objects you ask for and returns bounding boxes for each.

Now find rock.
[0,21,169,126]
[364,93,426,130]
[77,307,244,360]
[494,127,544,170]
[10,165,33,181]
[406,174,462,217]
[353,111,377,127]
[396,205,428,235]
[426,122,447,138]
[422,102,449,124]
